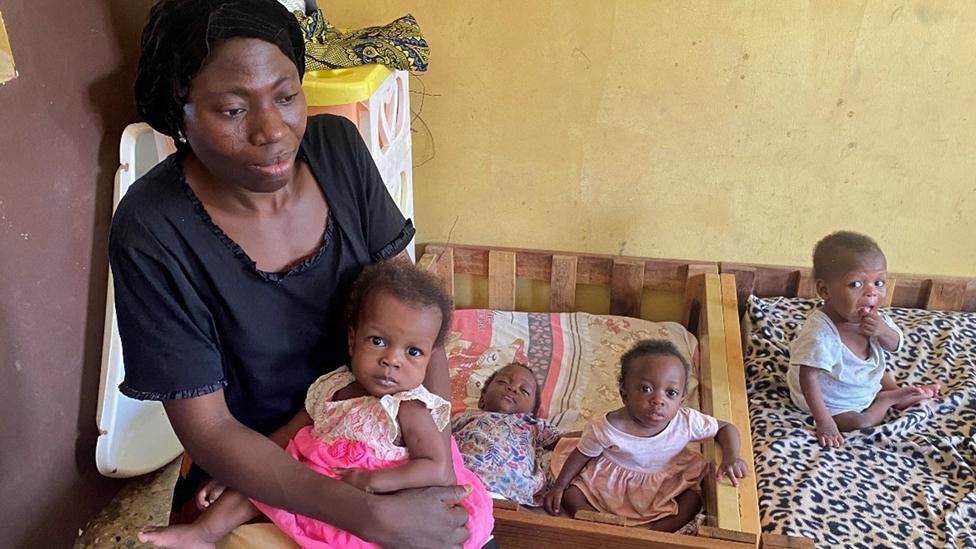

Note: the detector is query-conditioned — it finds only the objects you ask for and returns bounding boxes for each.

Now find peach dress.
[551,407,718,525]
[251,368,494,548]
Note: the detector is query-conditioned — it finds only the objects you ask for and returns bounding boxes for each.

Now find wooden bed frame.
[720,261,976,549]
[418,243,762,549]
[723,262,976,315]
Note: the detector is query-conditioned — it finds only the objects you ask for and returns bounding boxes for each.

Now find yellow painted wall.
[326,1,975,277]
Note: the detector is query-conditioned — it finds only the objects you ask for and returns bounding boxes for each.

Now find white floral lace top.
[304,367,451,461]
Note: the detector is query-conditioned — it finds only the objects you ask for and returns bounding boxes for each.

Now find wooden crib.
[419,243,762,549]
[720,261,976,549]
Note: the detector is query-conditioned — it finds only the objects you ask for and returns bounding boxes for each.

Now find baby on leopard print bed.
[788,231,941,447]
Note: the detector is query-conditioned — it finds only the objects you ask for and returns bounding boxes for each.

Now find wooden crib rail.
[419,243,719,319]
[722,261,976,315]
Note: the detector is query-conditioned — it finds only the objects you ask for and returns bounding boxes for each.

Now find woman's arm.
[164,391,469,548]
[268,408,313,448]
[339,400,454,493]
[543,448,594,515]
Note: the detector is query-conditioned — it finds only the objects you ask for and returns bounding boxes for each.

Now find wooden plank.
[697,273,741,533]
[882,277,896,307]
[700,525,759,545]
[788,269,817,299]
[488,250,516,310]
[720,264,757,318]
[492,509,753,549]
[687,263,720,279]
[924,280,967,311]
[492,498,520,511]
[425,242,717,292]
[965,284,976,313]
[720,274,762,539]
[418,246,454,298]
[682,273,705,334]
[550,255,578,312]
[721,260,976,312]
[575,510,628,526]
[452,246,490,276]
[760,532,815,549]
[610,260,645,317]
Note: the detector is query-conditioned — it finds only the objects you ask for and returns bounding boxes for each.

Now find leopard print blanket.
[744,296,976,548]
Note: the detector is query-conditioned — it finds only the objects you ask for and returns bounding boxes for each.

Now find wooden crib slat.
[925,280,967,311]
[686,264,720,277]
[719,274,762,538]
[488,250,516,310]
[610,260,645,317]
[720,264,757,317]
[789,269,817,299]
[419,246,455,298]
[550,255,578,312]
[882,278,897,307]
[696,274,741,533]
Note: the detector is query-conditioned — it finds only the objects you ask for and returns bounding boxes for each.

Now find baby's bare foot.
[138,524,216,549]
[893,383,940,410]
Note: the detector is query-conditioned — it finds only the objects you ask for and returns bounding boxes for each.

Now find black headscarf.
[135,0,305,145]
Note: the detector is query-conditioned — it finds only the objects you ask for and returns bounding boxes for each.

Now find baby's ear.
[347,325,356,349]
[815,278,830,299]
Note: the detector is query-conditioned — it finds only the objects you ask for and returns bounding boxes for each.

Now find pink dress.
[251,368,493,548]
[550,408,718,526]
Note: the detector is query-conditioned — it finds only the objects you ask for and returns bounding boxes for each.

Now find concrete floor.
[74,459,180,549]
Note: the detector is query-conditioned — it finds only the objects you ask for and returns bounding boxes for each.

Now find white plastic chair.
[95,123,182,477]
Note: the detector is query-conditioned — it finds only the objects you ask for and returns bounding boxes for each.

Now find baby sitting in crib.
[544,340,748,532]
[452,362,572,506]
[788,231,940,448]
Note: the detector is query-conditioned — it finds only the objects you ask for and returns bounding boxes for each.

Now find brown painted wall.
[0,1,151,546]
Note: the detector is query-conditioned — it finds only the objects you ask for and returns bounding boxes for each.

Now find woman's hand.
[716,457,749,487]
[542,484,566,516]
[364,485,471,549]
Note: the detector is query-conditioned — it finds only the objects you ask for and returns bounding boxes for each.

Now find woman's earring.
[177,130,187,144]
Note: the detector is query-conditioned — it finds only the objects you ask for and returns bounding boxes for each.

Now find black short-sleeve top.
[109,115,415,435]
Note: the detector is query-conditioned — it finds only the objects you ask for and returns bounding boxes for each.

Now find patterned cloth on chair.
[295,10,430,72]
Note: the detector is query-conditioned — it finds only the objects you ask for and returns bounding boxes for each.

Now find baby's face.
[619,354,685,430]
[347,291,441,397]
[480,364,538,415]
[818,252,888,324]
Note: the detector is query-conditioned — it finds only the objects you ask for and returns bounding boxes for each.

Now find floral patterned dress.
[251,367,493,548]
[452,409,561,506]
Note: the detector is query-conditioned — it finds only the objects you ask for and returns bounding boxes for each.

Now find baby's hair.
[812,231,885,280]
[618,339,690,392]
[481,362,542,415]
[345,260,454,346]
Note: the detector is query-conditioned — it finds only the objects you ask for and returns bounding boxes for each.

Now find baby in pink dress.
[545,339,749,532]
[139,261,493,549]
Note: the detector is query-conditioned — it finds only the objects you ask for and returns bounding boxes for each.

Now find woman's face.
[182,38,307,192]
